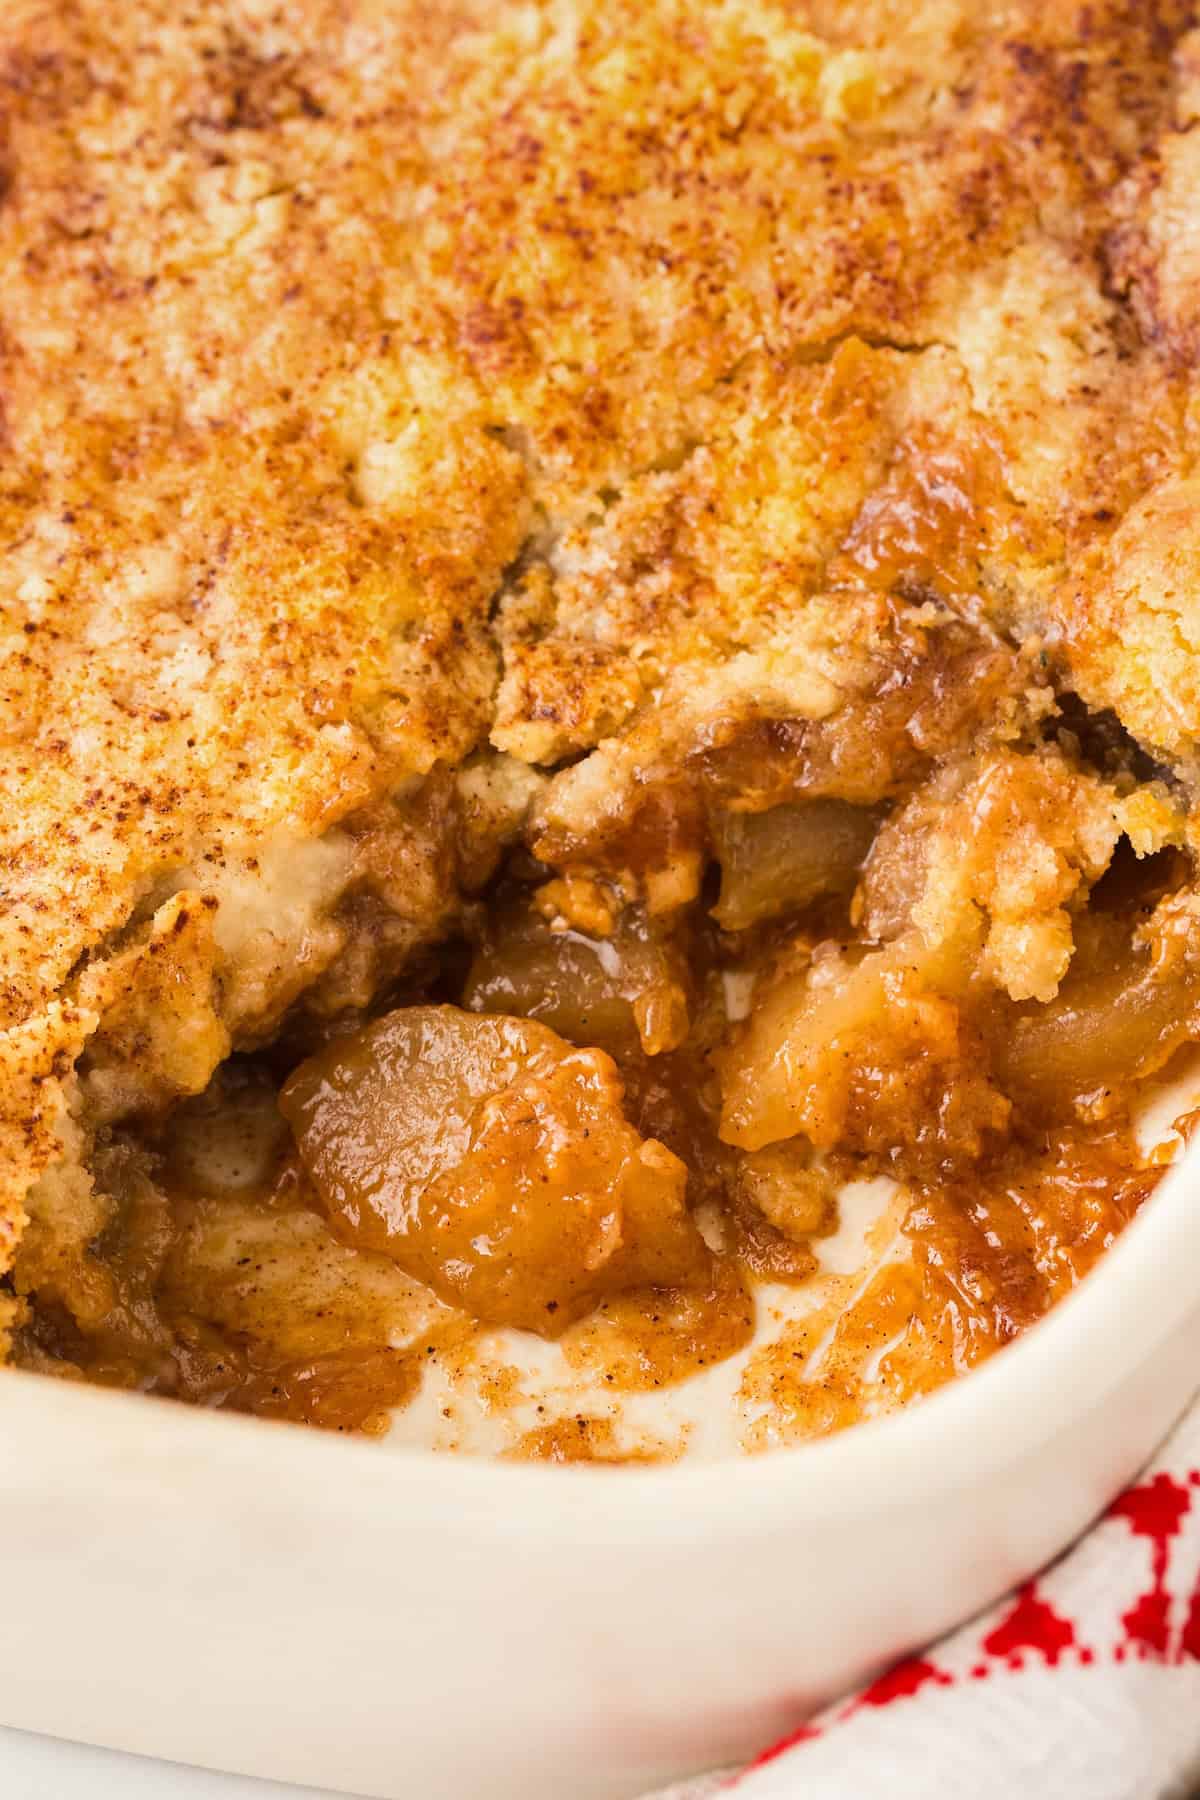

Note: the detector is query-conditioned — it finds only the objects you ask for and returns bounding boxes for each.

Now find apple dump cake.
[5,0,1200,1457]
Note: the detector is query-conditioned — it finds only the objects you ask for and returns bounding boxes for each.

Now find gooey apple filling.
[6,534,1196,1452]
[12,682,1198,1453]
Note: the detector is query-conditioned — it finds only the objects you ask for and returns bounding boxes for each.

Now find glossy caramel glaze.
[740,1127,1160,1451]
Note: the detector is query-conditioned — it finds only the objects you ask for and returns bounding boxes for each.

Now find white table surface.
[0,1728,364,1799]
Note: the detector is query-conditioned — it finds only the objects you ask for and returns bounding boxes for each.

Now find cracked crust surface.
[4,0,1200,1347]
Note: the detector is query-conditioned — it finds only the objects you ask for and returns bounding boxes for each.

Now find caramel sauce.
[191,1347,422,1437]
[508,1416,672,1465]
[740,1126,1161,1451]
[559,1261,755,1392]
[17,1257,427,1437]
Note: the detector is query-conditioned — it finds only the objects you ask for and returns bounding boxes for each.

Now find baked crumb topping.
[5,0,1200,1455]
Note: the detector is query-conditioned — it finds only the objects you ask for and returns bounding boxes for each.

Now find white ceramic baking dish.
[2,1134,1199,1800]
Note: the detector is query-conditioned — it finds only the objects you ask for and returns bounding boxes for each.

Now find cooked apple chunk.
[993,896,1200,1123]
[719,930,1009,1177]
[712,800,879,931]
[281,1008,709,1336]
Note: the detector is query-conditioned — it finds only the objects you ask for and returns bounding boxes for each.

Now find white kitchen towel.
[647,1404,1200,1798]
